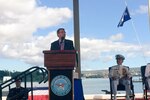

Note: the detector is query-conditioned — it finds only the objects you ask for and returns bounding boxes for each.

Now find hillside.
[81,67,141,78]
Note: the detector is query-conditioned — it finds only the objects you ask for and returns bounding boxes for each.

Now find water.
[82,78,143,94]
[3,78,143,94]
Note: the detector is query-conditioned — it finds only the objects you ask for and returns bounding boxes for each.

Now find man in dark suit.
[7,78,28,100]
[50,28,75,50]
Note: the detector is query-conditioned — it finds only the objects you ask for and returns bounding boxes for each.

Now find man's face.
[57,29,66,39]
[15,80,21,87]
[116,58,123,65]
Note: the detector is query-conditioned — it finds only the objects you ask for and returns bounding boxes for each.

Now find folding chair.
[141,65,150,100]
[109,67,135,100]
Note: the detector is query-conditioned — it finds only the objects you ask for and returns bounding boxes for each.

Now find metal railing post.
[0,85,2,100]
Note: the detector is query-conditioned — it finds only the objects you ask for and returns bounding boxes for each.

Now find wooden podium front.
[43,50,76,100]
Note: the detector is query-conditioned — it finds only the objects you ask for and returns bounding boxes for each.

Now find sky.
[0,0,149,71]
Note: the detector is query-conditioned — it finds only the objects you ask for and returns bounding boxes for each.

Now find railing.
[0,66,48,100]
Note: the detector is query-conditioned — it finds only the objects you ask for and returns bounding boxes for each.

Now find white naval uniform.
[145,63,150,89]
[109,65,132,96]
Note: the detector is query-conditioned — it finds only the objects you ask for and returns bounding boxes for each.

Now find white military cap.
[115,54,125,60]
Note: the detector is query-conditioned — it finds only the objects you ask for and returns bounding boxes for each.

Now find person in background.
[109,54,132,100]
[145,63,150,89]
[50,28,75,50]
[7,78,28,100]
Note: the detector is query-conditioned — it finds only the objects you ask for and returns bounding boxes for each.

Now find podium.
[43,50,76,100]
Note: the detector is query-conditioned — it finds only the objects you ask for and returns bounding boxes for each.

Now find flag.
[117,7,131,27]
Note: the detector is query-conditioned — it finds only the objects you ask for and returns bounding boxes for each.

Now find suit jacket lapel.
[56,40,60,50]
[64,39,67,50]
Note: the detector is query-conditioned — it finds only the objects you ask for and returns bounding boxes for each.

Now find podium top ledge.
[43,50,76,54]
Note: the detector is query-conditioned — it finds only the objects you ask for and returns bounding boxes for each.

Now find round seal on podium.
[51,75,71,96]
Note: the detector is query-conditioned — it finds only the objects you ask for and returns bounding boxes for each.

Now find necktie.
[60,42,64,50]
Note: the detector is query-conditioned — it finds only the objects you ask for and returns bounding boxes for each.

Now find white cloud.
[109,33,123,41]
[132,5,148,15]
[102,55,113,63]
[0,0,72,66]
[136,5,148,14]
[0,0,150,70]
[0,0,36,14]
[0,31,57,65]
[80,37,141,62]
[0,0,72,43]
[1,30,150,68]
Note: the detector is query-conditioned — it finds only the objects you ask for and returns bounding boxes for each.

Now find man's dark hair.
[57,28,65,34]
[14,77,22,82]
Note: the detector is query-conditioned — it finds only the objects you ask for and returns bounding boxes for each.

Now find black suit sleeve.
[7,88,15,100]
[50,43,54,50]
[70,41,75,50]
[7,88,29,100]
[50,41,60,50]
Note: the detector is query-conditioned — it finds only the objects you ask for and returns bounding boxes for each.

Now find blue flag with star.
[117,7,131,27]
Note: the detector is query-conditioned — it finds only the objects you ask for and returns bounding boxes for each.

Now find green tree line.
[0,70,44,83]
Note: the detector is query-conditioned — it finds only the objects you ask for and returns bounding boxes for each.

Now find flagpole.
[130,20,147,63]
[73,0,81,79]
[123,0,147,63]
[124,0,127,6]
